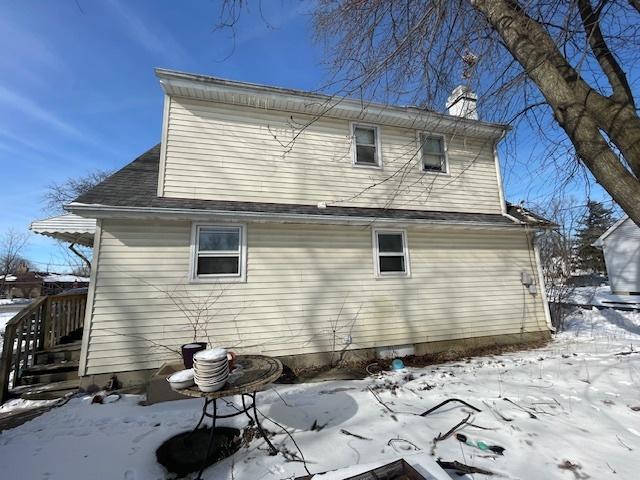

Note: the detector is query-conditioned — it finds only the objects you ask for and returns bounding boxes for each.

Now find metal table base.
[192,392,278,479]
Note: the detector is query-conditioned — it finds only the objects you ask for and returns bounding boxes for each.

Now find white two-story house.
[67,69,553,386]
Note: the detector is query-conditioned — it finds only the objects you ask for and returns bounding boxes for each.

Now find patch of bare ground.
[277,337,550,383]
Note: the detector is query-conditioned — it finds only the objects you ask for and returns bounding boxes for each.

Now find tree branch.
[68,243,92,270]
[471,0,640,223]
[577,0,635,108]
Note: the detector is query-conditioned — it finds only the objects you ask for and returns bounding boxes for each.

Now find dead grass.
[281,337,551,382]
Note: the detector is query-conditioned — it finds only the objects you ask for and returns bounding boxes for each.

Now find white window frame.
[417,132,449,175]
[189,223,247,283]
[351,122,383,169]
[372,228,411,278]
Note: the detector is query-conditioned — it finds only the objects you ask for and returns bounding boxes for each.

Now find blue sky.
[0,0,611,271]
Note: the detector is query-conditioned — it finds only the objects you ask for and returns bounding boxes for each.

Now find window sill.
[421,169,450,176]
[189,275,247,284]
[353,162,383,170]
[375,273,411,279]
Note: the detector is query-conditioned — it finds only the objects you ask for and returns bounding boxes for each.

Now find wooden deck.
[0,291,87,404]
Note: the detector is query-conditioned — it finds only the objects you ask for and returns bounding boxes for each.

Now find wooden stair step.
[35,342,82,364]
[20,360,79,385]
[23,360,79,375]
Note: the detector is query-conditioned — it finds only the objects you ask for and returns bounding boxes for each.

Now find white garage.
[593,216,640,295]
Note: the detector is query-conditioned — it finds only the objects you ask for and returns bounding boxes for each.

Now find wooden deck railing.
[45,291,87,349]
[0,291,87,403]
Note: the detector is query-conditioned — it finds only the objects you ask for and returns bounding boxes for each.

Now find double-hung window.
[353,124,381,167]
[420,133,448,173]
[373,230,410,277]
[192,225,246,281]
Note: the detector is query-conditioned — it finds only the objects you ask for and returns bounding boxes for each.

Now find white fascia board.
[592,215,628,247]
[155,69,508,140]
[492,131,508,215]
[66,202,522,231]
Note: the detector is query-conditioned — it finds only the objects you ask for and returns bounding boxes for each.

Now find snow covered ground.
[0,308,639,480]
[562,285,640,308]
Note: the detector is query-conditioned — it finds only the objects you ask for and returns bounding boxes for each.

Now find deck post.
[0,323,17,404]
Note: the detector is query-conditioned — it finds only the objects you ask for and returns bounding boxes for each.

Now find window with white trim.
[192,225,246,280]
[373,230,409,277]
[420,133,447,173]
[353,124,380,167]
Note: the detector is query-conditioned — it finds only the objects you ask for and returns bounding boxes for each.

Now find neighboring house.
[62,69,553,386]
[40,274,91,296]
[0,272,41,299]
[0,270,90,298]
[593,216,640,295]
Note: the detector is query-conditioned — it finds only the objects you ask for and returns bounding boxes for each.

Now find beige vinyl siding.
[161,97,503,213]
[83,219,548,375]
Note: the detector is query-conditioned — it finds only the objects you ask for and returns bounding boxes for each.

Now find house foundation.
[79,330,550,392]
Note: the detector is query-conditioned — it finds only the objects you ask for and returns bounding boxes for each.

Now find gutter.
[66,202,523,230]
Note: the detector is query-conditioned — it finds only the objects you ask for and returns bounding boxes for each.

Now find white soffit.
[156,69,508,139]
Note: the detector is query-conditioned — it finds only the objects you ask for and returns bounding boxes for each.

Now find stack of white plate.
[193,347,229,392]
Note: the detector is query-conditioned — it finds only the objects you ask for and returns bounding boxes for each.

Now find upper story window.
[420,133,448,174]
[191,224,246,282]
[352,124,381,168]
[373,229,410,278]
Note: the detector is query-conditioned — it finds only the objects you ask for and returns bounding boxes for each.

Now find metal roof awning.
[30,213,96,247]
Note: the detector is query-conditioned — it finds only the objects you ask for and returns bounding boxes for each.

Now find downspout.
[78,219,103,377]
[532,231,555,332]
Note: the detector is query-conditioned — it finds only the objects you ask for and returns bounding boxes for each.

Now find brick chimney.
[446,85,478,120]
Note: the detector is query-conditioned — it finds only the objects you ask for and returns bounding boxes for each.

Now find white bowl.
[195,368,229,381]
[193,367,229,377]
[195,376,228,385]
[196,377,228,392]
[194,361,228,374]
[167,368,195,390]
[193,347,227,362]
[194,357,228,366]
[194,370,229,384]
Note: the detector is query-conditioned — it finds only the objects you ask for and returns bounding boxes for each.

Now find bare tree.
[42,169,111,271]
[217,1,640,224]
[0,229,31,297]
[97,280,230,357]
[534,198,585,329]
[327,296,362,367]
[43,170,112,215]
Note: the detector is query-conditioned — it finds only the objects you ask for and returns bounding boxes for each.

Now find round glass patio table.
[172,354,283,479]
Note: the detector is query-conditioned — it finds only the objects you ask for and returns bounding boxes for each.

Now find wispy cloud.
[107,0,193,66]
[0,86,124,160]
[0,17,67,85]
[0,83,81,137]
[0,127,69,161]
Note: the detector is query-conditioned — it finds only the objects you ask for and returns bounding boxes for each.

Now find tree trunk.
[471,0,640,225]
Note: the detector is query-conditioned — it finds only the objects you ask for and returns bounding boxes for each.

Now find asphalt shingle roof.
[72,145,524,225]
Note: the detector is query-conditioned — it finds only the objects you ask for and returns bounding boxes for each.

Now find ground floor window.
[191,224,246,281]
[373,229,410,277]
